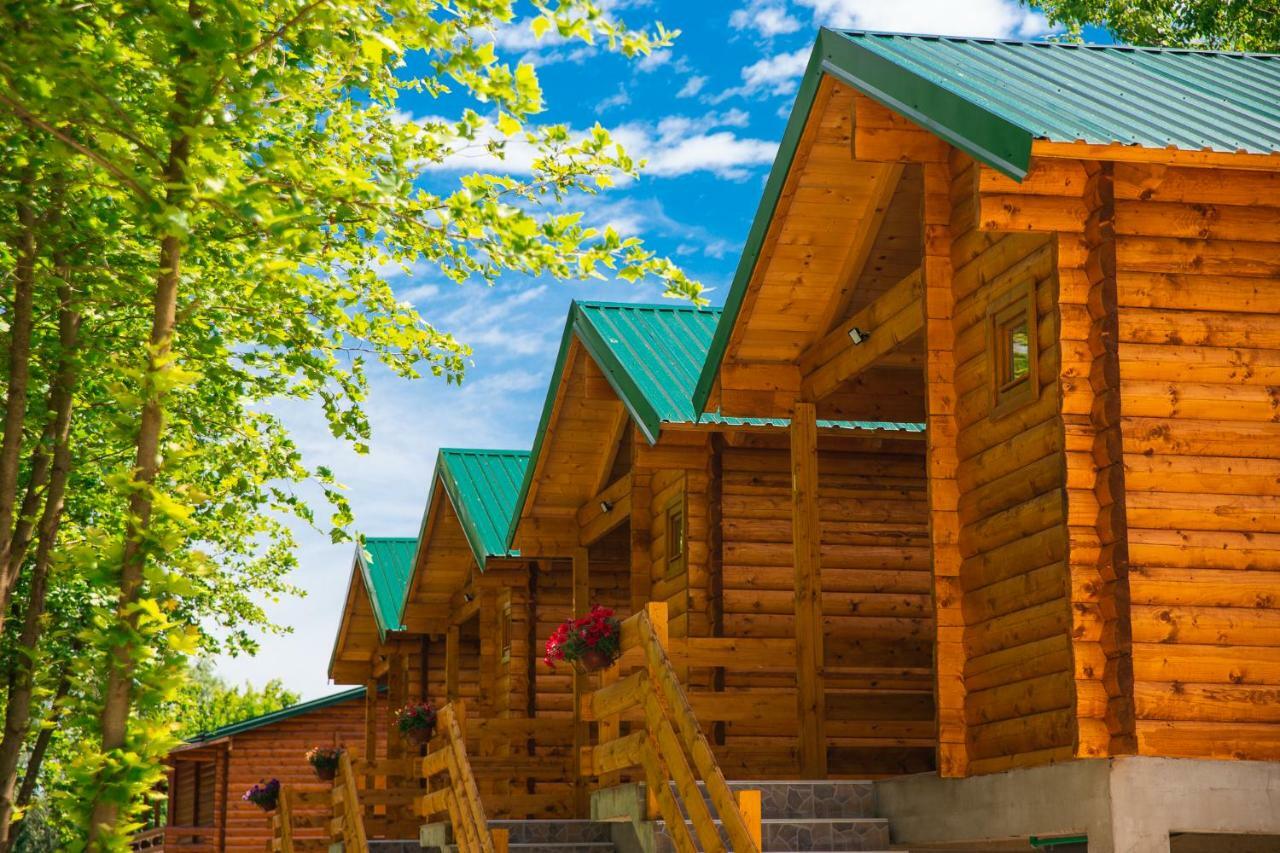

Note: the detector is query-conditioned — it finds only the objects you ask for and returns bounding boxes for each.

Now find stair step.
[654,817,891,852]
[647,780,879,820]
[489,818,614,844]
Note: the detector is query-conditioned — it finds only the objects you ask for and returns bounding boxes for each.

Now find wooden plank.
[789,402,827,777]
[799,270,923,401]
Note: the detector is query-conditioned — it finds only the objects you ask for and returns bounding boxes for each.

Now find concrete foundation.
[874,756,1280,853]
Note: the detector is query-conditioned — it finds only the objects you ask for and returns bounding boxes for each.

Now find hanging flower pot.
[544,605,622,673]
[306,747,342,781]
[243,779,280,812]
[396,701,438,746]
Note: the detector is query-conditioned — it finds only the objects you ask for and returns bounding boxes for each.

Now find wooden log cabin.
[685,27,1280,851]
[130,686,375,853]
[507,299,935,782]
[327,448,582,823]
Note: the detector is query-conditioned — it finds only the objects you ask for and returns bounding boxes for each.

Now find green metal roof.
[357,536,417,639]
[185,685,366,744]
[432,448,529,567]
[508,300,924,548]
[692,29,1280,415]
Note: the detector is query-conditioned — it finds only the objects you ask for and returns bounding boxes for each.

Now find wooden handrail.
[333,751,370,853]
[416,700,510,853]
[582,602,762,853]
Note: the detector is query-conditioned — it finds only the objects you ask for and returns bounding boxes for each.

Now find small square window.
[987,282,1039,417]
[665,501,685,578]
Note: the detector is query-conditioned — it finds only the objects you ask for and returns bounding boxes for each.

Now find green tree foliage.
[1030,0,1280,51]
[0,0,697,847]
[168,661,300,741]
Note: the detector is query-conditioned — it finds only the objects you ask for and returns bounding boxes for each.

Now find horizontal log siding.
[221,696,383,852]
[1113,163,1280,761]
[954,159,1072,774]
[718,441,935,777]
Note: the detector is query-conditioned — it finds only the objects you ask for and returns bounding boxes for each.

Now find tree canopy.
[1030,0,1280,51]
[0,0,696,846]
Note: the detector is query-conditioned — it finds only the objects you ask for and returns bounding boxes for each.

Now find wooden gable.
[708,78,927,424]
[400,476,481,633]
[511,339,628,555]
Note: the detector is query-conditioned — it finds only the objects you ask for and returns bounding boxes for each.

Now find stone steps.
[653,816,891,852]
[421,818,619,853]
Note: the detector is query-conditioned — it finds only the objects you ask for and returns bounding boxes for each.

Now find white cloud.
[730,0,803,37]
[408,109,776,182]
[708,46,810,101]
[597,84,632,111]
[792,0,1050,39]
[677,75,707,98]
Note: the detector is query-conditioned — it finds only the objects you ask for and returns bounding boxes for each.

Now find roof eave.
[693,27,1036,416]
[572,307,663,446]
[505,309,581,551]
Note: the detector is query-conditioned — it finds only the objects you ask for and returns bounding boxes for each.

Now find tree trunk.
[1,662,72,853]
[85,137,189,847]
[0,272,79,842]
[0,174,38,595]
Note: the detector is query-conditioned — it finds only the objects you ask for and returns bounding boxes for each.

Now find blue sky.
[214,0,1071,698]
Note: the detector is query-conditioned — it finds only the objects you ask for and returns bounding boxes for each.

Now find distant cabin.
[132,687,377,853]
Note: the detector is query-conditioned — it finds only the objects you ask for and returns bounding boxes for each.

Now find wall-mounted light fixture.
[463,592,475,603]
[848,327,869,346]
[600,500,614,514]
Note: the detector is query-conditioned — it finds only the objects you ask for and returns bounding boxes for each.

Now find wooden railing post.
[277,786,294,853]
[643,601,668,821]
[735,789,762,851]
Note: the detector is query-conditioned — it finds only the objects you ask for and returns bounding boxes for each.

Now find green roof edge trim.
[503,300,676,553]
[505,309,579,553]
[441,448,528,569]
[186,685,367,743]
[691,38,826,417]
[574,304,667,445]
[356,537,416,642]
[692,27,1035,415]
[823,29,1033,180]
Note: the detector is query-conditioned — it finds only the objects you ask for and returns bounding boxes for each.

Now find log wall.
[950,160,1074,774]
[1110,163,1280,761]
[218,695,381,853]
[718,439,935,777]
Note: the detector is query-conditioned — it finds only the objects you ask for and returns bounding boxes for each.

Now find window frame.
[663,498,685,579]
[986,280,1039,418]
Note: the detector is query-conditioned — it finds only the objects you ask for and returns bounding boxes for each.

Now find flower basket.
[572,646,621,675]
[544,605,622,673]
[396,701,437,746]
[243,779,280,812]
[306,747,343,781]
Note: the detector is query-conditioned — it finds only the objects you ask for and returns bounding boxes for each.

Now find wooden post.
[572,547,590,816]
[445,625,460,702]
[364,678,378,792]
[735,789,762,851]
[388,647,406,759]
[630,433,653,615]
[644,601,668,821]
[790,401,827,778]
[921,159,968,778]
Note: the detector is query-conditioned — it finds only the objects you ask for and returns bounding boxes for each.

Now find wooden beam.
[445,625,460,701]
[815,162,905,335]
[799,268,923,401]
[571,547,589,816]
[852,93,948,164]
[592,403,630,495]
[576,472,632,546]
[364,678,378,790]
[630,432,653,613]
[921,159,968,778]
[1032,139,1280,173]
[790,402,827,777]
